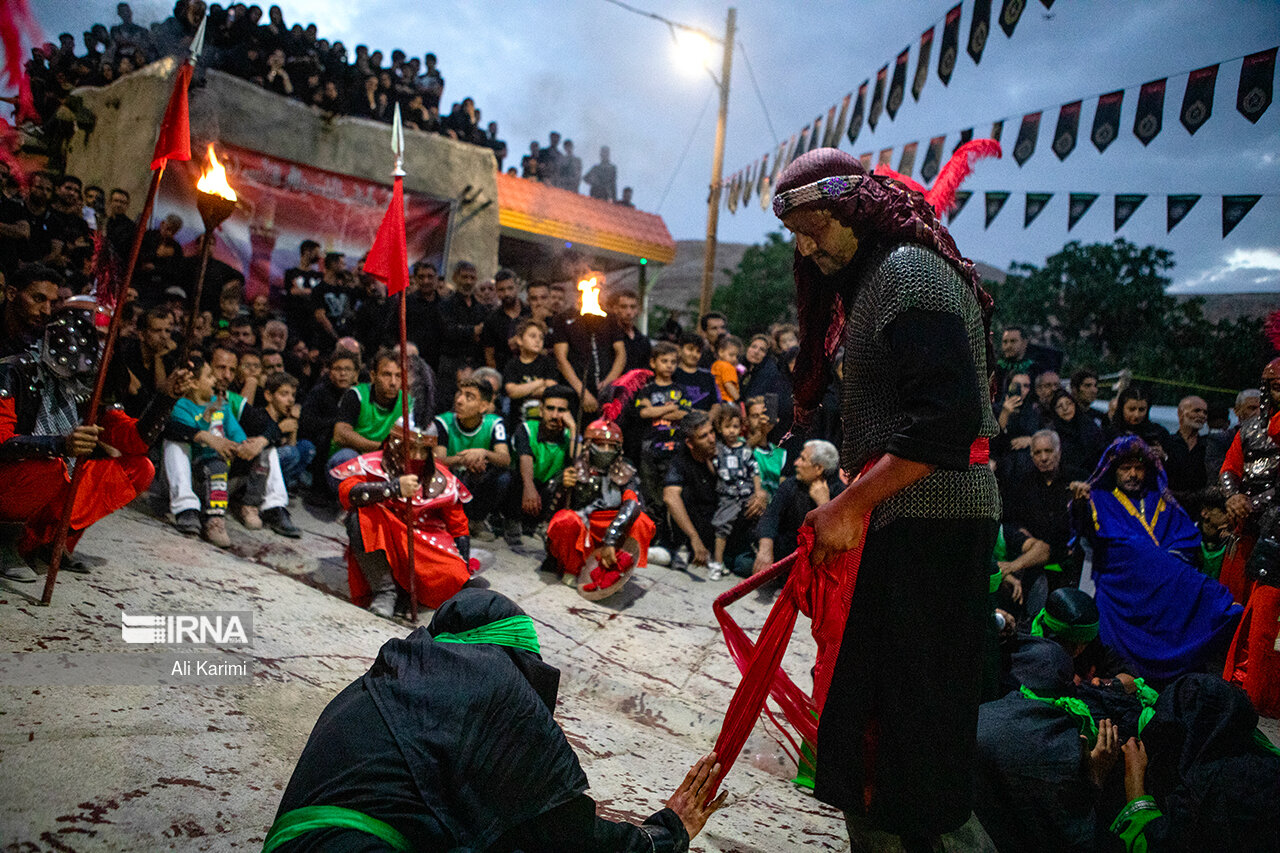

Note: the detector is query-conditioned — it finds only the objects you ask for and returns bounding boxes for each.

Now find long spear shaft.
[398,280,417,623]
[42,165,165,605]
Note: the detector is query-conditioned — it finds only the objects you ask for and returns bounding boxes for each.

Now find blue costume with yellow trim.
[1077,436,1241,682]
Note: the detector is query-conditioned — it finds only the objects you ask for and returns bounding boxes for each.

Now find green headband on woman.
[432,614,541,655]
[1030,608,1099,644]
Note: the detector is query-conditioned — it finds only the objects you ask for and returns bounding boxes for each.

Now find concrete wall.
[65,58,500,277]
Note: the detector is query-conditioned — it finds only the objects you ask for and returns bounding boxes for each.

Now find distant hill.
[625,240,1272,325]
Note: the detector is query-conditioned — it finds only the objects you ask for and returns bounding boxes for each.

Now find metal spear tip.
[189,15,207,62]
[391,103,405,175]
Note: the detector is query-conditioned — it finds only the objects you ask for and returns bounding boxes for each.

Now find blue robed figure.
[1074,436,1241,682]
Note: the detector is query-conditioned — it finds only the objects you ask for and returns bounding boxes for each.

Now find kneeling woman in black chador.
[264,589,724,852]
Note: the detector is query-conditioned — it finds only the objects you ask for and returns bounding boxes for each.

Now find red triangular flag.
[151,62,193,170]
[365,176,409,296]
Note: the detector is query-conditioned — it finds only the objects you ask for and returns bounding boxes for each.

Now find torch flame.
[196,144,237,202]
[578,276,607,317]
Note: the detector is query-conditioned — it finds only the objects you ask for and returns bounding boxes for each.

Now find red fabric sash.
[709,438,989,794]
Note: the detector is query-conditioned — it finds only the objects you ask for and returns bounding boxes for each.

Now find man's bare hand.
[1122,737,1148,802]
[562,467,579,488]
[805,497,862,567]
[1070,481,1091,500]
[398,475,419,497]
[205,434,238,460]
[522,486,542,516]
[163,368,195,398]
[1226,493,1252,525]
[744,489,768,519]
[236,436,269,460]
[581,389,599,414]
[65,424,103,457]
[595,545,617,569]
[665,752,728,841]
[1002,571,1023,605]
[1088,719,1120,787]
[1010,436,1032,450]
[690,539,710,566]
[458,448,487,472]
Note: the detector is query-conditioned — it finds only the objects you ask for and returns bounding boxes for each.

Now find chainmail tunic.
[839,243,1000,529]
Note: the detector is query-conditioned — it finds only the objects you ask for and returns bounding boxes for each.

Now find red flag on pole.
[150,62,193,170]
[365,176,410,296]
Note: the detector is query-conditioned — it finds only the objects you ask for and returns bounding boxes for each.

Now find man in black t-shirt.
[480,269,527,368]
[609,288,651,374]
[404,261,444,371]
[549,288,625,415]
[283,239,323,334]
[501,318,559,426]
[311,253,357,351]
[663,411,751,570]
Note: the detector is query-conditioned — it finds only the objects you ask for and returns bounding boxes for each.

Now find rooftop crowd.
[22,1,631,201]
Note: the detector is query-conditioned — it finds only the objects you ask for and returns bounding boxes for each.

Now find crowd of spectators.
[20,2,631,200]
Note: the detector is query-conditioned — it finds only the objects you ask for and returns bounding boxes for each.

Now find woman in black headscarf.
[1048,389,1107,475]
[265,589,724,852]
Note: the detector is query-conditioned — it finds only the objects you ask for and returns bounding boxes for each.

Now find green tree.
[708,230,796,335]
[988,239,1268,405]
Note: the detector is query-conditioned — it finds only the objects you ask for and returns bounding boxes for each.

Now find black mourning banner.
[877,147,894,168]
[1013,111,1041,166]
[968,0,992,64]
[1092,90,1124,152]
[1025,192,1052,227]
[1237,47,1277,124]
[985,191,1010,228]
[1223,194,1262,237]
[1041,0,1054,7]
[793,127,809,162]
[887,48,909,119]
[1052,101,1081,160]
[1180,64,1218,134]
[913,28,934,100]
[999,0,1026,37]
[869,65,887,131]
[991,120,1004,144]
[1166,194,1199,232]
[1133,78,1166,146]
[741,162,754,204]
[898,142,919,177]
[953,127,974,153]
[848,82,868,145]
[939,4,962,85]
[949,190,973,223]
[858,152,874,171]
[808,117,824,152]
[921,135,946,183]
[1114,194,1146,230]
[755,155,769,202]
[828,94,852,147]
[822,102,840,147]
[1068,193,1098,230]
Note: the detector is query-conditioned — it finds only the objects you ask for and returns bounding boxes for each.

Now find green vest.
[753,444,787,496]
[438,411,501,457]
[1200,542,1226,581]
[522,420,571,484]
[329,383,407,457]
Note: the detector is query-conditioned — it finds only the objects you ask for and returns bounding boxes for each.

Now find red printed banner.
[158,143,450,303]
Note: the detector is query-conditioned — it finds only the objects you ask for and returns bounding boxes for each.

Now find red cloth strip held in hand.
[709,517,869,797]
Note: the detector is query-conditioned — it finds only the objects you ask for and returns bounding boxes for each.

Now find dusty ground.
[0,499,848,852]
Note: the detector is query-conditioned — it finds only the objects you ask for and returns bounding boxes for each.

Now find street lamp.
[697,8,735,318]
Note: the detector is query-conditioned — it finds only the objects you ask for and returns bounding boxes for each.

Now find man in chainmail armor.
[772,148,1000,850]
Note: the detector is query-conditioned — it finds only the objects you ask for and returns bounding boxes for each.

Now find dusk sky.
[31,0,1280,294]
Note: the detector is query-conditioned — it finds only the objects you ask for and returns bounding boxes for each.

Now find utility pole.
[698,7,735,318]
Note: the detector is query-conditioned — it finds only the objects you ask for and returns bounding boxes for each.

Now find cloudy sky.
[31,0,1280,293]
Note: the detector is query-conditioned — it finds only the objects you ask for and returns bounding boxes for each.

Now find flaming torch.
[573,274,609,449]
[577,275,607,317]
[180,144,239,363]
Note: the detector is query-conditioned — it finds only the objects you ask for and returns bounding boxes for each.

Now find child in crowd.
[710,334,743,403]
[433,377,511,540]
[501,318,559,425]
[167,355,268,548]
[771,323,799,354]
[635,341,691,551]
[235,348,265,406]
[261,371,315,494]
[675,331,720,411]
[708,403,760,580]
[745,395,788,497]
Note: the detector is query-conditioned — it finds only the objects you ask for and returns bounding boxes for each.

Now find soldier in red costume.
[542,417,655,600]
[1221,356,1280,717]
[332,424,476,617]
[0,297,191,581]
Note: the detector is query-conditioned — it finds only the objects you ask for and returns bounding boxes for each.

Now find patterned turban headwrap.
[772,148,995,429]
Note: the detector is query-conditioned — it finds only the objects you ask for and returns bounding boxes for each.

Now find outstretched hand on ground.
[665,752,728,840]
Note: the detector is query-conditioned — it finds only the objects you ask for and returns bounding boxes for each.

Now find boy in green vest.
[505,384,576,548]
[433,376,511,540]
[326,351,413,492]
[746,395,788,497]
